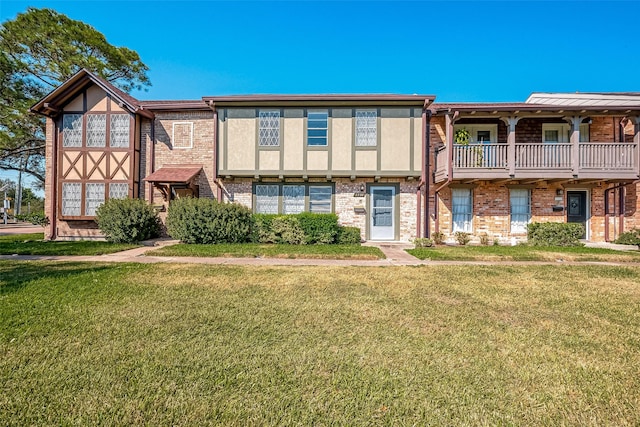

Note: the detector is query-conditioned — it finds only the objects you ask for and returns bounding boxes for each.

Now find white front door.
[370,186,395,240]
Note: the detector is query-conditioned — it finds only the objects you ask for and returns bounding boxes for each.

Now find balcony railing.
[435,142,639,181]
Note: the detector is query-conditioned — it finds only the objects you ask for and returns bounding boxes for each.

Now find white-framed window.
[309,186,332,213]
[172,122,193,149]
[85,183,105,216]
[86,114,106,147]
[62,114,83,147]
[110,114,130,148]
[109,183,129,199]
[543,123,589,143]
[453,124,498,144]
[283,185,305,214]
[452,188,473,233]
[307,110,328,146]
[259,110,280,147]
[255,184,279,214]
[355,110,377,147]
[61,182,82,216]
[510,189,531,234]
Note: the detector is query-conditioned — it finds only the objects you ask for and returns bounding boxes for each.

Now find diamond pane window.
[85,183,105,216]
[355,110,377,147]
[109,183,129,199]
[61,182,82,216]
[307,111,328,146]
[510,189,531,234]
[255,185,279,214]
[309,186,332,213]
[452,188,473,233]
[62,114,83,147]
[283,185,305,214]
[86,114,106,147]
[110,115,130,148]
[259,110,280,146]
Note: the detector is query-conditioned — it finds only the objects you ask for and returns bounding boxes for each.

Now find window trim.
[509,188,531,234]
[252,182,335,214]
[306,109,329,147]
[172,122,194,149]
[355,109,378,148]
[451,187,473,233]
[258,109,281,147]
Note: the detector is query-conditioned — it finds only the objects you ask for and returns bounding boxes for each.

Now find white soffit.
[526,92,640,107]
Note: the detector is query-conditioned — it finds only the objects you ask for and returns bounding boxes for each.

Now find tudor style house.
[31,69,640,243]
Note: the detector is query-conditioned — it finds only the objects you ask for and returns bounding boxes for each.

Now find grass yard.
[148,243,385,259]
[2,261,640,425]
[0,233,139,256]
[409,244,640,263]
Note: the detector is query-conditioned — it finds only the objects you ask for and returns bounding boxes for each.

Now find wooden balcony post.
[445,112,456,180]
[502,116,519,176]
[565,115,582,176]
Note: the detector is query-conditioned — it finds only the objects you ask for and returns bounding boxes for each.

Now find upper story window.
[62,114,83,147]
[355,110,377,147]
[259,110,280,146]
[542,123,589,143]
[172,122,193,149]
[307,110,328,146]
[110,115,130,148]
[86,114,107,147]
[454,124,497,144]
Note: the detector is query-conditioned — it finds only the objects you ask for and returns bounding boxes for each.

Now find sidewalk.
[0,222,44,235]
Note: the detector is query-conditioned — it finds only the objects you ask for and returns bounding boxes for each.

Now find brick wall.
[151,111,216,208]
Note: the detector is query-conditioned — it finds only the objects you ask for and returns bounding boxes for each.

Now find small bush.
[479,233,490,246]
[297,213,339,244]
[432,231,445,245]
[336,226,362,244]
[16,211,49,226]
[413,237,434,248]
[527,222,584,247]
[454,231,471,246]
[96,198,161,243]
[615,228,640,247]
[271,215,306,245]
[166,198,253,244]
[253,214,278,243]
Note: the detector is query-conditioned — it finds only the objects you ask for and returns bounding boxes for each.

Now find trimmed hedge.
[166,198,253,244]
[297,213,339,244]
[336,226,362,244]
[527,222,585,247]
[96,198,161,243]
[615,228,640,247]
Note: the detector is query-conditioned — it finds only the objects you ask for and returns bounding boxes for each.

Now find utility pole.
[0,183,9,225]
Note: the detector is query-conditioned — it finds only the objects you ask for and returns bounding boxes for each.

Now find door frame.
[565,189,590,240]
[367,183,399,241]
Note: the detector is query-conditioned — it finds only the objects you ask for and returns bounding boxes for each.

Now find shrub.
[253,214,278,243]
[615,228,640,247]
[96,198,161,243]
[454,231,471,246]
[479,233,490,246]
[527,222,584,247]
[432,231,445,245]
[27,212,49,227]
[336,226,362,244]
[271,215,306,245]
[413,237,434,248]
[166,198,253,244]
[297,213,339,244]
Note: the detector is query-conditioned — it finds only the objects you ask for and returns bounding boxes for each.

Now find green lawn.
[2,261,640,425]
[0,233,139,255]
[409,244,640,262]
[148,243,385,259]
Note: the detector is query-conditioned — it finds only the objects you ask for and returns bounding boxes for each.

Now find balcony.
[434,142,639,182]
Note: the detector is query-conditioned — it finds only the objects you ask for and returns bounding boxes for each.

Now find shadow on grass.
[0,261,115,295]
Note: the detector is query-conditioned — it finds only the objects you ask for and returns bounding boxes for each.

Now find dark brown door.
[567,191,587,238]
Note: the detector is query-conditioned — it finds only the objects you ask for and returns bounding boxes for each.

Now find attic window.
[172,122,193,149]
[62,114,83,147]
[110,114,130,148]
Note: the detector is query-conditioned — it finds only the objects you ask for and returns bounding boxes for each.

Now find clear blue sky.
[2,0,639,103]
[1,0,639,190]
